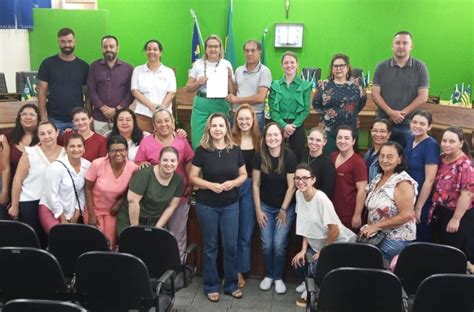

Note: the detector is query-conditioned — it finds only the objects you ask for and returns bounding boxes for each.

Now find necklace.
[307,153,319,166]
[217,148,223,158]
[204,59,220,77]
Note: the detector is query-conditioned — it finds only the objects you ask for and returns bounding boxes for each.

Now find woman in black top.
[189,113,247,302]
[253,122,297,294]
[301,127,335,197]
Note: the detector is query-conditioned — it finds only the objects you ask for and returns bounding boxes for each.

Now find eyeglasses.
[294,176,313,182]
[109,148,127,154]
[371,129,389,134]
[332,64,347,69]
[20,112,37,118]
[237,117,252,122]
[207,44,220,49]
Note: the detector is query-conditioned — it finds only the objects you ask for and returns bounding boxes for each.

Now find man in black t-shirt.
[38,27,89,132]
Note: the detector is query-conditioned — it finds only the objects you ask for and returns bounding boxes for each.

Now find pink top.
[135,134,194,188]
[85,156,138,215]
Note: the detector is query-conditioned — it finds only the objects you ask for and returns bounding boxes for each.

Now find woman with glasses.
[189,113,247,302]
[84,135,138,248]
[301,127,335,197]
[404,110,439,242]
[253,122,297,294]
[0,104,40,219]
[365,119,392,184]
[313,54,366,154]
[186,35,235,149]
[108,108,146,162]
[291,163,356,308]
[269,52,311,162]
[131,39,176,133]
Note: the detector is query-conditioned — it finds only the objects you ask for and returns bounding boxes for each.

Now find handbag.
[356,229,386,247]
[56,160,84,224]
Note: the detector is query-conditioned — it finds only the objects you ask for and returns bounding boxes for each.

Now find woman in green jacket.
[269,52,312,162]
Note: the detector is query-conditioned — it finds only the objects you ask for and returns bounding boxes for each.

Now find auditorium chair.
[2,299,86,312]
[0,220,40,248]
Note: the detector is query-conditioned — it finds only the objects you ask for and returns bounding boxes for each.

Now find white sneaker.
[274,279,287,294]
[301,290,307,299]
[259,277,273,291]
[295,281,305,293]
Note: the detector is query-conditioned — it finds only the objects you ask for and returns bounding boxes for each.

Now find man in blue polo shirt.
[372,31,429,147]
[38,27,89,132]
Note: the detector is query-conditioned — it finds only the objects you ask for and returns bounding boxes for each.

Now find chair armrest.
[182,243,197,264]
[156,269,176,296]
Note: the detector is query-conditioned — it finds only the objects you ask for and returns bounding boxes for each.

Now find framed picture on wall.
[274,23,304,48]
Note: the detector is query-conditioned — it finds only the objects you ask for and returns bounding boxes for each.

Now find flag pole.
[190,9,204,48]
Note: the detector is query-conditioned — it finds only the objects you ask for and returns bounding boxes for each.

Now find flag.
[451,84,461,103]
[261,30,267,65]
[191,19,202,64]
[224,0,236,67]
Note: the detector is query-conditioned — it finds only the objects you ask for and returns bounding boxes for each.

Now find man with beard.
[38,28,89,132]
[87,35,134,135]
[372,31,429,148]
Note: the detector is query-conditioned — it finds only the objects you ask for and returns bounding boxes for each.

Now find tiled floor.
[174,276,305,312]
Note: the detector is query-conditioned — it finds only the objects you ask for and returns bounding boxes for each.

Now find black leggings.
[19,200,47,248]
[433,207,474,262]
[284,119,306,163]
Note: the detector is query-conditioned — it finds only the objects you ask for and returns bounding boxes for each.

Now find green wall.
[29,0,473,99]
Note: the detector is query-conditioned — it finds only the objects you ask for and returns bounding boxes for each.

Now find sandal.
[225,289,243,299]
[207,292,220,302]
[238,273,246,288]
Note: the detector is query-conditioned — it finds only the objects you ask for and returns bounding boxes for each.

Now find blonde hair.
[308,127,328,140]
[232,104,260,153]
[204,34,225,60]
[199,113,235,151]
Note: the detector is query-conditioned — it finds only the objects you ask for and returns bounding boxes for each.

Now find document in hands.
[206,66,228,98]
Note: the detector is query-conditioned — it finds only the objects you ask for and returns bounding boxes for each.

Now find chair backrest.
[302,67,321,82]
[15,71,38,94]
[118,226,181,279]
[316,267,403,312]
[411,274,474,312]
[0,220,41,248]
[3,299,86,312]
[48,224,109,277]
[0,247,68,303]
[394,242,466,295]
[74,251,155,311]
[314,243,385,286]
[0,72,8,93]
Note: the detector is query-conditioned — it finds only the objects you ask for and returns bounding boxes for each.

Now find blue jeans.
[260,202,296,280]
[379,239,412,261]
[237,179,256,273]
[390,123,411,148]
[48,117,75,134]
[195,201,239,294]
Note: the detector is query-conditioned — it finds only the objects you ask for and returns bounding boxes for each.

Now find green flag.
[224,0,236,67]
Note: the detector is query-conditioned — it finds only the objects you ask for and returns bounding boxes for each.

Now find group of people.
[0,26,472,308]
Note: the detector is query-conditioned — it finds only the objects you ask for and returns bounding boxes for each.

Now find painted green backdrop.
[29,0,473,99]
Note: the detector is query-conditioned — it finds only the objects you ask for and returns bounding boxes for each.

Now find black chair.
[74,251,175,312]
[0,247,69,304]
[411,274,474,312]
[48,224,109,284]
[315,267,404,312]
[15,71,38,95]
[0,72,8,93]
[394,242,466,296]
[305,242,385,310]
[0,220,40,248]
[3,299,86,312]
[118,225,196,291]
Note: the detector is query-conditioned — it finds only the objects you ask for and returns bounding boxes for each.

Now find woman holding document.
[186,34,235,149]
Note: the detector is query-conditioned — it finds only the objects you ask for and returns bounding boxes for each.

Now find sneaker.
[274,279,287,294]
[296,290,307,308]
[295,281,305,293]
[259,277,273,290]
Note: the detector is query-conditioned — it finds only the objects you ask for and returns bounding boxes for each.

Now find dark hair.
[72,107,92,118]
[443,126,471,158]
[101,35,119,46]
[38,120,58,132]
[160,146,179,161]
[107,135,128,151]
[12,103,40,145]
[65,133,85,146]
[394,31,413,39]
[336,125,357,140]
[281,51,298,64]
[372,118,392,132]
[143,39,163,52]
[109,108,144,145]
[260,122,286,174]
[328,53,352,81]
[377,141,407,173]
[57,27,75,37]
[412,110,433,125]
[295,163,315,177]
[243,39,262,51]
